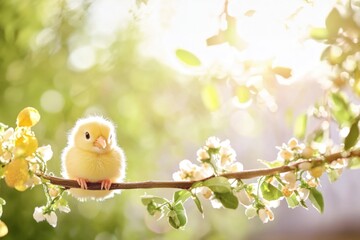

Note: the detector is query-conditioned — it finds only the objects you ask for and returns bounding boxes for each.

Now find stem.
[38,149,360,191]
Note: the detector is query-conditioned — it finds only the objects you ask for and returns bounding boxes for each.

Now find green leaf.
[344,119,360,150]
[236,85,251,103]
[310,28,329,40]
[214,192,239,209]
[326,8,342,37]
[348,157,360,169]
[168,203,187,229]
[309,129,324,143]
[146,202,158,216]
[203,177,231,193]
[309,188,324,213]
[258,159,283,168]
[260,181,283,201]
[327,169,341,183]
[272,66,292,79]
[286,193,300,209]
[294,114,307,139]
[175,49,201,66]
[300,199,308,209]
[329,92,354,126]
[141,195,168,206]
[201,84,220,111]
[191,194,203,215]
[173,190,191,204]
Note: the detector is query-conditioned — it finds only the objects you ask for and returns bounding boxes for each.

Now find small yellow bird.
[61,116,126,201]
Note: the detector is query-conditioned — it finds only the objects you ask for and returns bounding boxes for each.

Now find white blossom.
[210,198,223,209]
[36,145,53,162]
[59,205,71,213]
[219,140,237,165]
[196,148,210,162]
[223,161,243,173]
[258,208,274,223]
[1,127,14,141]
[33,207,58,227]
[33,207,46,223]
[205,136,220,149]
[288,138,298,149]
[44,211,57,227]
[298,188,310,200]
[173,159,211,181]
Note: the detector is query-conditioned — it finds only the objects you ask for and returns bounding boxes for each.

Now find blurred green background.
[1,0,360,239]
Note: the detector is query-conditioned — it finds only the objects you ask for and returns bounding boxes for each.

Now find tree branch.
[39,149,360,190]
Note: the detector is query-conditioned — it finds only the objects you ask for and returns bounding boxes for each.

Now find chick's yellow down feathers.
[61,116,126,201]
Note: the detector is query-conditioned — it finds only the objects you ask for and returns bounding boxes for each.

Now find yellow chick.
[61,116,126,201]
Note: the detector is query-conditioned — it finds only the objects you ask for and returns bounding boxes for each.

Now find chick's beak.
[94,136,107,149]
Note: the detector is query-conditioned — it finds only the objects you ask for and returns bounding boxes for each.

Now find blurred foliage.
[0,0,223,239]
[1,0,360,239]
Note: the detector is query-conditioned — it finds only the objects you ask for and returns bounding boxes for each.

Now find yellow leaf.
[16,107,40,127]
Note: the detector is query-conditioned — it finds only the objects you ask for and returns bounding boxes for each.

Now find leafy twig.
[39,149,360,190]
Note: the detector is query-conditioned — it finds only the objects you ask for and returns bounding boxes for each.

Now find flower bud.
[284,172,297,185]
[201,187,213,199]
[0,220,8,237]
[49,188,59,198]
[16,107,40,127]
[302,146,314,159]
[236,189,252,206]
[298,162,312,171]
[309,165,325,178]
[245,207,257,219]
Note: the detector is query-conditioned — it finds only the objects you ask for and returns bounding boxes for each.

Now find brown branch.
[40,149,360,190]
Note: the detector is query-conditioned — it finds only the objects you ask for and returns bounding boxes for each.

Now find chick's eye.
[85,132,90,140]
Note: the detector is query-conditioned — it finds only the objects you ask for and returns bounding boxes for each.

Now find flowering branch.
[39,149,360,190]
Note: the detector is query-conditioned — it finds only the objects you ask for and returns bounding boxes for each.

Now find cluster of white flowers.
[33,205,70,228]
[173,137,243,207]
[173,137,242,182]
[235,183,278,223]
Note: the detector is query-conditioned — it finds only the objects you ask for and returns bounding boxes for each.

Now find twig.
[39,149,360,190]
